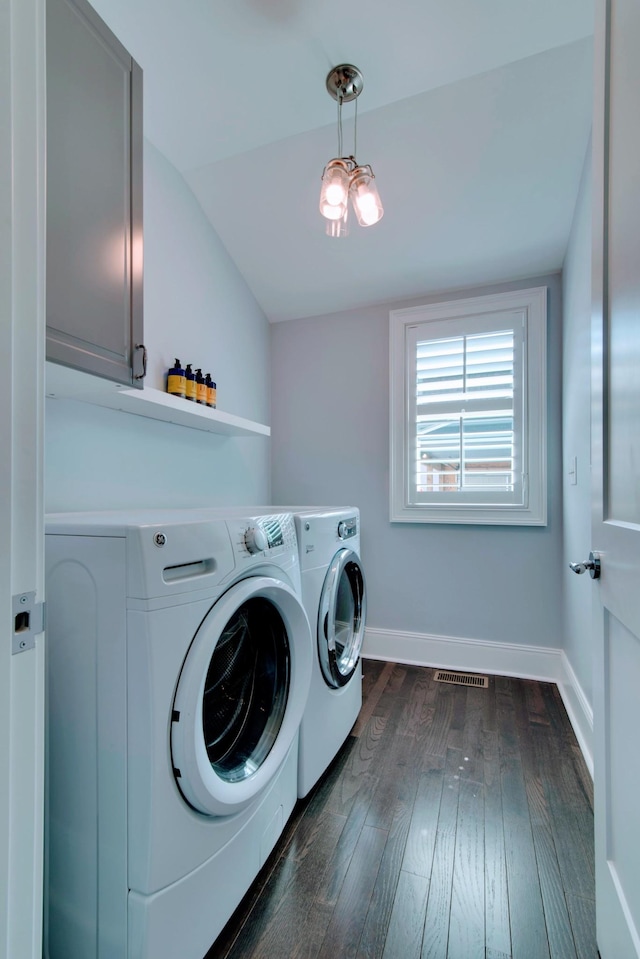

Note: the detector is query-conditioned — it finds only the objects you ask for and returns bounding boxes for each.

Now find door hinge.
[12,591,45,655]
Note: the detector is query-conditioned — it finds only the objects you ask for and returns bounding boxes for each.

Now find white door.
[592,0,640,954]
[0,0,46,957]
[171,577,312,817]
[317,549,366,689]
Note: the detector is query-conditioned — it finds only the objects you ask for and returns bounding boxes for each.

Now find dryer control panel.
[337,517,357,540]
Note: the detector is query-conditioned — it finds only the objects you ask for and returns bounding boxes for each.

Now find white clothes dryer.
[293,507,366,798]
[44,509,312,959]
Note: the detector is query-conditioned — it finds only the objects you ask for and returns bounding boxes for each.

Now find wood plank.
[380,870,429,959]
[524,680,552,727]
[416,679,459,760]
[420,748,462,958]
[364,714,421,831]
[530,725,595,902]
[446,682,468,750]
[511,681,579,959]
[353,661,396,737]
[500,754,550,959]
[318,772,380,910]
[459,684,488,783]
[531,822,578,959]
[565,894,597,959]
[316,825,388,959]
[498,680,549,959]
[401,760,445,879]
[356,787,417,959]
[397,668,431,739]
[483,728,511,958]
[221,812,346,959]
[447,778,485,959]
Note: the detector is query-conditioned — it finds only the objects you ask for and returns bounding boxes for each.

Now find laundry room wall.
[561,142,594,745]
[45,140,271,511]
[271,273,564,663]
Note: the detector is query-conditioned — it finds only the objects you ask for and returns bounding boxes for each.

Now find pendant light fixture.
[319,64,383,236]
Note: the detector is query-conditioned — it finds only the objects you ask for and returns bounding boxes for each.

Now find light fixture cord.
[337,93,343,157]
[354,92,358,160]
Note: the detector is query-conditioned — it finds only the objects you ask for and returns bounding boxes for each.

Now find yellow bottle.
[166,358,186,398]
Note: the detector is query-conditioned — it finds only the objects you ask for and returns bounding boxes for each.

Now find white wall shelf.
[45,363,270,438]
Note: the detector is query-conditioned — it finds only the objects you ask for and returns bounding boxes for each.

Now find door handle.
[569,551,601,579]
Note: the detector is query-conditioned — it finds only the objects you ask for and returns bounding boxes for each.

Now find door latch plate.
[12,591,45,654]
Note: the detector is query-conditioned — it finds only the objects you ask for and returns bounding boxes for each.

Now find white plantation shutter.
[390,288,547,525]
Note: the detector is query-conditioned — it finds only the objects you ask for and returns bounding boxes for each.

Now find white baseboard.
[556,651,594,777]
[362,626,593,776]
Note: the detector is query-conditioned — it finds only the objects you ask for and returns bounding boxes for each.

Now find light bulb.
[319,159,350,221]
[350,166,384,227]
[326,207,349,238]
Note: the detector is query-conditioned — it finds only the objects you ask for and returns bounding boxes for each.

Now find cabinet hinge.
[12,591,45,655]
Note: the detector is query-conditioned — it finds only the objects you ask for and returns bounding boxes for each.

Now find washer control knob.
[244,526,268,554]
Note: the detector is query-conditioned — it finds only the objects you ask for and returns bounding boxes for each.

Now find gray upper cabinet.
[46,0,144,387]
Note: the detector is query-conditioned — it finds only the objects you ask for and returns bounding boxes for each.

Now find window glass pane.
[461,414,515,491]
[416,412,515,493]
[415,328,515,495]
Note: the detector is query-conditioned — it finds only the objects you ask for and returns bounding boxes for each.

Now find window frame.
[389,286,547,526]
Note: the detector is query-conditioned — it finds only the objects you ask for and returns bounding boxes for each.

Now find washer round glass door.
[317,549,366,688]
[171,575,312,817]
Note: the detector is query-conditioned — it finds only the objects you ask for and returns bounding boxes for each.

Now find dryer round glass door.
[171,575,312,817]
[317,548,366,688]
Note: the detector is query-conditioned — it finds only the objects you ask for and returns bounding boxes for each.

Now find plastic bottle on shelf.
[195,368,207,405]
[184,364,196,402]
[205,374,216,408]
[166,359,186,398]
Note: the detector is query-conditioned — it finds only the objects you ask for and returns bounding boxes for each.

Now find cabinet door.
[46,0,144,387]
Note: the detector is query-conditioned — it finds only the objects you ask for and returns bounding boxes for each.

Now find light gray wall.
[561,143,594,704]
[271,274,564,649]
[45,141,270,511]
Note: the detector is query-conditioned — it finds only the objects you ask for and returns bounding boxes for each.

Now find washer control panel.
[244,526,269,554]
[233,513,297,557]
[337,517,357,540]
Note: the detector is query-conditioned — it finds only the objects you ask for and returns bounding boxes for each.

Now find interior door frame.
[0,0,46,956]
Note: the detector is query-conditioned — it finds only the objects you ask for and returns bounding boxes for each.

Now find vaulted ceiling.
[92,0,594,322]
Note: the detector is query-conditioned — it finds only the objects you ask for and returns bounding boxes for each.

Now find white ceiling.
[93,0,594,322]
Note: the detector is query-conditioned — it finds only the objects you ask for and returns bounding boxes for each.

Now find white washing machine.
[194,506,367,798]
[293,507,366,797]
[44,509,312,959]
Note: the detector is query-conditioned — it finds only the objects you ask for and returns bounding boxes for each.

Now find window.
[390,287,547,525]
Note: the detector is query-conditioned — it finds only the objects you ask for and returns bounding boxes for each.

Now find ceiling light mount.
[325,64,364,103]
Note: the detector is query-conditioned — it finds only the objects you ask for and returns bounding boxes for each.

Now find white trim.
[0,0,46,955]
[362,626,593,775]
[556,651,594,777]
[389,285,547,526]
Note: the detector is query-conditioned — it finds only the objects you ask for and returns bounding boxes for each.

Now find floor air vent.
[433,669,489,688]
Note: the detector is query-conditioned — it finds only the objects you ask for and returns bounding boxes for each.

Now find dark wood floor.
[207,660,596,959]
